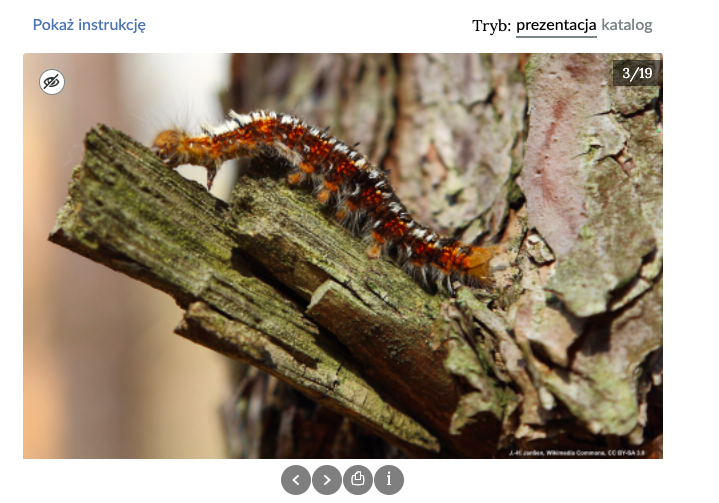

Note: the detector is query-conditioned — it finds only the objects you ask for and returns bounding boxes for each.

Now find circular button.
[343,465,373,495]
[281,465,311,495]
[39,69,65,95]
[312,465,342,495]
[374,465,404,495]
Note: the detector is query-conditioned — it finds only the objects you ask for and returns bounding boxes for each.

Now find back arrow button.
[281,466,310,495]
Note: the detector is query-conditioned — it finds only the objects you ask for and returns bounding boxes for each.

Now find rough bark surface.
[516,54,663,443]
[50,53,662,458]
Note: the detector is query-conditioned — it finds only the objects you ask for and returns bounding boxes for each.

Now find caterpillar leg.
[316,180,340,205]
[445,275,456,296]
[367,244,382,259]
[366,229,387,259]
[317,189,331,204]
[206,165,218,190]
[287,171,305,185]
[299,162,314,174]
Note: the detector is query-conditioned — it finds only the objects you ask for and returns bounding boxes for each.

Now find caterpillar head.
[151,129,186,168]
[463,246,497,284]
[150,128,219,190]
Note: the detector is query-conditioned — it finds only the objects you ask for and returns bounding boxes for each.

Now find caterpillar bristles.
[151,109,498,294]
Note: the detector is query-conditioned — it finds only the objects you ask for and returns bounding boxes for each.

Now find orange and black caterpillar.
[151,110,495,294]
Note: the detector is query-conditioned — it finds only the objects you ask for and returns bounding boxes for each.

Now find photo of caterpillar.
[28,54,662,459]
[151,110,495,295]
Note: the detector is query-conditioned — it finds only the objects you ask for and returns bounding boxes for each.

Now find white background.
[9,0,716,501]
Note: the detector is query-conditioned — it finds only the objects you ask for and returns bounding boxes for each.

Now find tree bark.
[50,53,662,458]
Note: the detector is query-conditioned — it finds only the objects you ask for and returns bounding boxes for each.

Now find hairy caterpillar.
[151,110,496,294]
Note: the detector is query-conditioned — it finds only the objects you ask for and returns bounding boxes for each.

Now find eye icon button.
[39,69,65,95]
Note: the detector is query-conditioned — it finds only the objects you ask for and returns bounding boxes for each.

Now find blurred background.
[24,54,237,458]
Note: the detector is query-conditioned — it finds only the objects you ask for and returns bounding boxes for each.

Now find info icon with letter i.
[39,69,65,95]
[374,465,404,495]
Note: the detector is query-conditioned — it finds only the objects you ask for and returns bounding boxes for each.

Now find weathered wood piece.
[227,167,504,456]
[49,125,443,456]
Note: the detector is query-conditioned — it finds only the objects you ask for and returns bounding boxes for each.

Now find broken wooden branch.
[49,125,508,457]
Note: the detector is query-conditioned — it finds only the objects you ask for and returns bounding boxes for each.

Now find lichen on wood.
[49,125,441,456]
